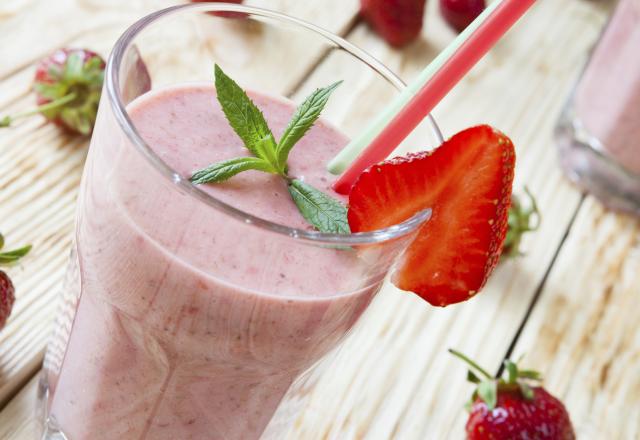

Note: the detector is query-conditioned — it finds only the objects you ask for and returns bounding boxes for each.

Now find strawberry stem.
[448,349,494,380]
[0,93,77,128]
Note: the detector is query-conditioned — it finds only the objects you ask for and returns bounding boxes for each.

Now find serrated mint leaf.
[0,244,32,265]
[191,157,276,184]
[276,81,342,168]
[214,64,277,163]
[477,381,497,410]
[287,179,349,234]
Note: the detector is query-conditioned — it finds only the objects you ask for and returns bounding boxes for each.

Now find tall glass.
[40,4,442,439]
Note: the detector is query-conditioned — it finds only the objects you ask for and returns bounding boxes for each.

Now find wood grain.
[512,197,640,440]
[286,1,616,438]
[1,0,635,439]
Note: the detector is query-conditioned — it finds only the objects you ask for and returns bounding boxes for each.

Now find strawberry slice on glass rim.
[347,125,515,307]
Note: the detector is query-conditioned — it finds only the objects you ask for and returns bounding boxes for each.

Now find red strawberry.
[348,125,514,307]
[449,349,575,440]
[440,0,486,33]
[0,233,31,330]
[0,272,15,330]
[191,0,246,18]
[0,48,104,135]
[360,0,427,47]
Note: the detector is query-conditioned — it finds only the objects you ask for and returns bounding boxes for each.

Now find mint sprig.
[191,64,349,234]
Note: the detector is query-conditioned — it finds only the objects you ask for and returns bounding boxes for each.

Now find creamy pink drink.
[43,84,392,439]
[555,0,640,214]
[574,0,640,174]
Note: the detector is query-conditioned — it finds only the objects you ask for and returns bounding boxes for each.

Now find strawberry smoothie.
[43,84,392,439]
[556,0,640,214]
[573,0,640,174]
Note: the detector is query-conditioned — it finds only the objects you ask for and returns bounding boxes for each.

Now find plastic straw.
[327,0,501,175]
[332,0,536,194]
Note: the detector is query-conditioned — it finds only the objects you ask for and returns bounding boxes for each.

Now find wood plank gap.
[496,193,586,376]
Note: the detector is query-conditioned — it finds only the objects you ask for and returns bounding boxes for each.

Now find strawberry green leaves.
[0,48,105,135]
[288,179,350,234]
[0,233,31,266]
[450,348,546,412]
[191,64,347,234]
[477,381,498,410]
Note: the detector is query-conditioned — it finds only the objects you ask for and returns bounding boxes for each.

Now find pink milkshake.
[555,0,640,214]
[40,5,443,438]
[41,84,415,439]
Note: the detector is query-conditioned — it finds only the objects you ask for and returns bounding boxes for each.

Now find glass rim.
[106,3,442,245]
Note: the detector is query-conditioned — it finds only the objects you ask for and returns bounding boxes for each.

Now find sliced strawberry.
[348,125,515,306]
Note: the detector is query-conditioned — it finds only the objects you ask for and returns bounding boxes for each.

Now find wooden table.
[1,0,638,438]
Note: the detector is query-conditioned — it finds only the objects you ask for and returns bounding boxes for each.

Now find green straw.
[327,0,502,174]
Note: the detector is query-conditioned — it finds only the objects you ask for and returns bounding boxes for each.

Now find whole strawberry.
[449,349,575,440]
[0,48,105,135]
[360,0,427,47]
[0,233,31,329]
[440,0,486,33]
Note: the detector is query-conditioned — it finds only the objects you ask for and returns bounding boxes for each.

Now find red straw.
[334,0,536,194]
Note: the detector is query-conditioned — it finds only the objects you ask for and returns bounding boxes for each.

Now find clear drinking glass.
[555,0,640,215]
[39,4,442,439]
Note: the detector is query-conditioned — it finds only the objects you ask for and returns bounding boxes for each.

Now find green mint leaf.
[214,64,277,163]
[0,244,32,265]
[191,157,276,185]
[276,81,342,169]
[287,179,349,234]
[477,380,497,410]
[0,233,4,249]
